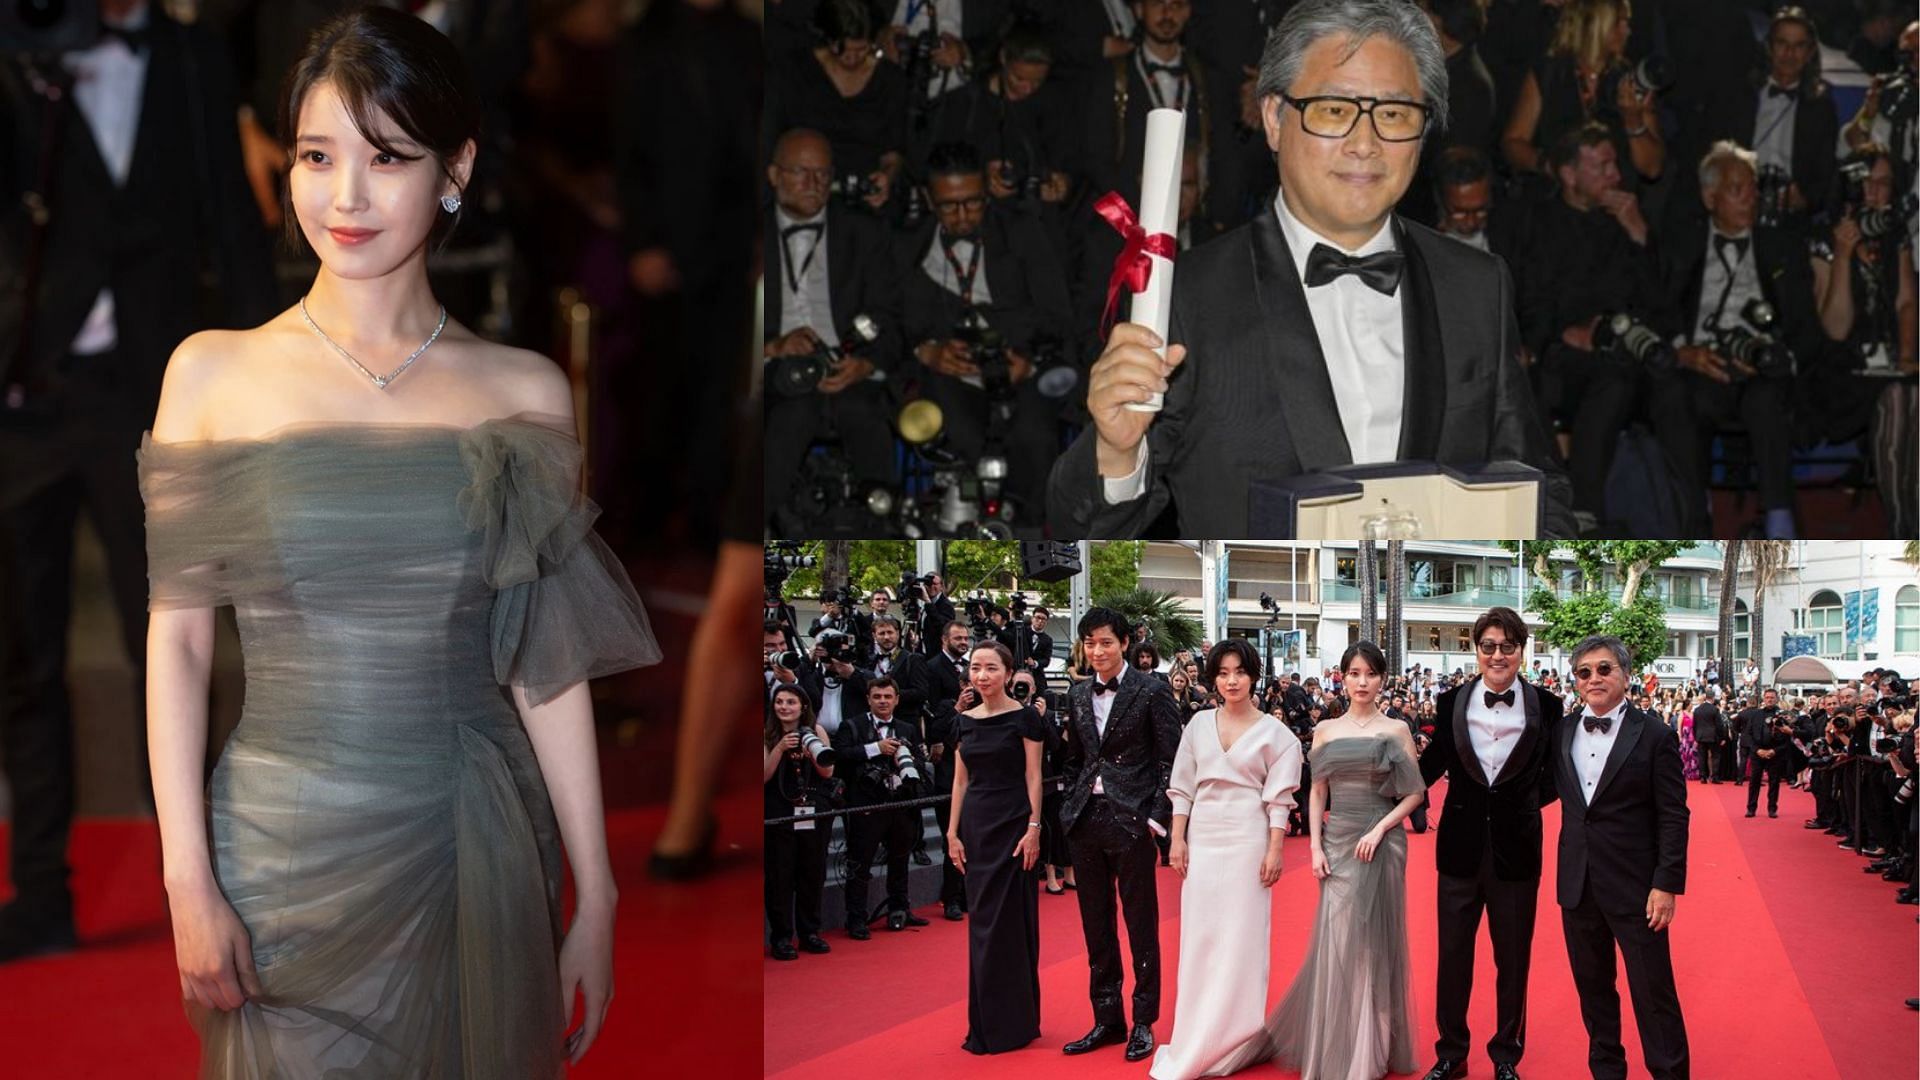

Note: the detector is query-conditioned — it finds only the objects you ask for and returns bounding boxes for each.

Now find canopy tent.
[1773,656,1920,686]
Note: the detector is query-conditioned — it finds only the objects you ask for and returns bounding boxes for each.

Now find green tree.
[1091,587,1204,655]
[1507,542,1690,669]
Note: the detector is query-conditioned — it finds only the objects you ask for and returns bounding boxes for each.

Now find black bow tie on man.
[1143,59,1186,77]
[1713,233,1750,265]
[98,22,151,51]
[1093,679,1116,696]
[1766,82,1796,98]
[1583,713,1613,734]
[1484,688,1515,709]
[1303,243,1405,296]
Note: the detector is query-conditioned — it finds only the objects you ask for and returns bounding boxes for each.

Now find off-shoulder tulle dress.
[136,415,661,1079]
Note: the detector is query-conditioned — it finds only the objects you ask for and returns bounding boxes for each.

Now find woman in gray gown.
[142,9,659,1077]
[1234,640,1424,1080]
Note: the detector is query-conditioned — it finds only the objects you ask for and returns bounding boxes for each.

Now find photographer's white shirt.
[775,206,836,347]
[819,679,845,735]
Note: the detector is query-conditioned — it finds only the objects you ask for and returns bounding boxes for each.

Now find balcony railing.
[1322,581,1720,612]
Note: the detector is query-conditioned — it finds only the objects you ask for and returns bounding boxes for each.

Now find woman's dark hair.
[1077,606,1132,644]
[813,0,884,45]
[278,6,481,254]
[1205,638,1262,684]
[1340,640,1388,677]
[1427,0,1487,47]
[925,140,986,181]
[765,684,817,750]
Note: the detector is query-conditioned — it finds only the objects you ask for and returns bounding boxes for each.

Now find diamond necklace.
[299,296,448,390]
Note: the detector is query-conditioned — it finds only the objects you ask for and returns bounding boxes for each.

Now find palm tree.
[1356,542,1379,643]
[1717,539,1741,692]
[1384,539,1407,672]
[1743,540,1794,683]
[822,541,852,594]
[1093,587,1205,655]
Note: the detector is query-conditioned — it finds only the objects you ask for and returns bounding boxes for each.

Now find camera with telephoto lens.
[964,590,996,636]
[1626,55,1673,98]
[954,307,1014,401]
[796,727,837,768]
[1592,311,1675,369]
[1011,677,1033,702]
[897,571,931,604]
[1857,192,1918,241]
[767,314,881,398]
[1711,297,1792,380]
[890,738,922,785]
[815,629,859,666]
[1756,163,1795,228]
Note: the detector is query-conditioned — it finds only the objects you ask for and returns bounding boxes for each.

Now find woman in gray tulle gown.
[1235,640,1424,1080]
[141,10,659,1077]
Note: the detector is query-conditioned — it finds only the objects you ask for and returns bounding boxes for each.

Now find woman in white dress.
[1151,640,1303,1080]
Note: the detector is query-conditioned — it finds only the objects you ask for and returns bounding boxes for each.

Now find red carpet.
[766,777,1916,1078]
[0,791,761,1078]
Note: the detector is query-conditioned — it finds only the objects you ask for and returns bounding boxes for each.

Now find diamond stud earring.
[440,194,461,213]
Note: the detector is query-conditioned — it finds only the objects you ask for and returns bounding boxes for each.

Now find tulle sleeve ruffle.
[1374,737,1426,802]
[456,418,662,707]
[137,432,278,610]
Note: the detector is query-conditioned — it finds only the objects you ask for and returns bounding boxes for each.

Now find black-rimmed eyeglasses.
[1282,94,1430,142]
[1477,640,1521,656]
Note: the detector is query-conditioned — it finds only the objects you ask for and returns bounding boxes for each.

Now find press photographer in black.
[1695,6,1839,238]
[764,684,837,961]
[763,126,904,522]
[833,676,930,938]
[1738,686,1790,818]
[809,628,869,735]
[899,140,1070,521]
[926,616,975,919]
[920,22,1073,215]
[763,0,906,215]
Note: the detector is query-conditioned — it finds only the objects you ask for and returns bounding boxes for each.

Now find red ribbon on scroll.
[1094,191,1177,339]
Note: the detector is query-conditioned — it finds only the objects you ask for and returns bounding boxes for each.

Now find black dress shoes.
[899,910,929,927]
[0,901,77,964]
[1062,1024,1125,1055]
[1768,809,1778,818]
[1123,1023,1155,1061]
[771,940,798,961]
[944,900,965,921]
[1419,1059,1468,1080]
[888,911,907,931]
[1494,1064,1522,1080]
[1745,809,1756,817]
[799,933,831,954]
[1804,819,1827,829]
[912,848,932,866]
[847,923,871,941]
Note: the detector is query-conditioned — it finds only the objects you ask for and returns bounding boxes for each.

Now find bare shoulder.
[150,328,266,442]
[455,334,573,421]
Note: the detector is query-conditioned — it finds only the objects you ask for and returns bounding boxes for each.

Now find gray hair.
[1256,0,1451,138]
[1698,140,1758,194]
[1570,634,1632,672]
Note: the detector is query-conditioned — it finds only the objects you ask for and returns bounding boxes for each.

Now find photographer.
[809,629,869,735]
[925,618,975,918]
[765,622,824,712]
[898,141,1072,518]
[1514,122,1664,526]
[1011,666,1070,895]
[921,23,1074,214]
[1839,19,1916,181]
[765,686,837,960]
[810,590,855,639]
[1698,7,1839,233]
[1014,605,1055,697]
[1649,142,1818,538]
[763,0,907,214]
[1805,713,1848,833]
[763,127,905,516]
[1739,687,1791,818]
[917,570,958,656]
[1808,142,1916,537]
[832,677,930,937]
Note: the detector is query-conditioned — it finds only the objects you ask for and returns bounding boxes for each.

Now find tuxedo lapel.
[1104,671,1143,750]
[1590,706,1645,807]
[827,203,856,335]
[1250,208,1352,469]
[1559,708,1585,810]
[1493,678,1543,785]
[1394,221,1445,460]
[1452,679,1490,787]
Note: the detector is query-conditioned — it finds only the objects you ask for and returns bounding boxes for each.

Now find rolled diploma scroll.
[1123,107,1186,413]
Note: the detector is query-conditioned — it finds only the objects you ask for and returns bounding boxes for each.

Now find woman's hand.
[1169,835,1189,878]
[1012,827,1039,871]
[169,877,262,1012]
[948,833,967,874]
[1259,845,1284,887]
[559,902,616,1066]
[1355,827,1384,863]
[1310,844,1329,880]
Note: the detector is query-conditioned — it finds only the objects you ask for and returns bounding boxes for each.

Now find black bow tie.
[1093,680,1115,696]
[1304,243,1405,296]
[98,22,150,51]
[1484,688,1515,709]
[1714,233,1750,265]
[1584,713,1614,734]
[1144,60,1186,77]
[782,222,822,241]
[1766,82,1795,98]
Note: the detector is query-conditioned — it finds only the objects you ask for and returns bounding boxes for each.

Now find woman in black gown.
[948,639,1046,1054]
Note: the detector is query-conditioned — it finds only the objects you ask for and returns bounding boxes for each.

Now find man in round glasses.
[1417,606,1564,1080]
[1048,0,1572,539]
[1553,634,1692,1080]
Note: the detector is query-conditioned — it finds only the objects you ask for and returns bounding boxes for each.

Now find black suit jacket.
[896,209,1071,357]
[1046,207,1574,537]
[1659,220,1822,366]
[1077,49,1239,236]
[923,647,971,749]
[0,13,275,432]
[1059,667,1180,839]
[1691,700,1725,743]
[762,202,904,372]
[1704,76,1841,215]
[870,647,932,728]
[1422,677,1564,881]
[1554,702,1690,914]
[831,709,918,804]
[1737,706,1787,756]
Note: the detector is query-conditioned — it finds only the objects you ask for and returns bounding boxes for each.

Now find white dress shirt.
[775,206,836,347]
[892,0,968,99]
[1753,81,1797,178]
[1137,45,1189,111]
[1090,666,1128,794]
[63,13,150,356]
[1103,189,1406,504]
[1467,678,1528,782]
[818,679,846,735]
[1570,698,1629,803]
[1686,227,1764,346]
[920,231,992,306]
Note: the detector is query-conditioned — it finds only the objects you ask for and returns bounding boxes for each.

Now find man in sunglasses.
[1553,635,1691,1080]
[1416,606,1564,1080]
[1048,0,1573,538]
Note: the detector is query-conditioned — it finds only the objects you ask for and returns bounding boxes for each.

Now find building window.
[1428,625,1442,650]
[1735,600,1751,661]
[1336,557,1357,586]
[1897,585,1919,654]
[1805,590,1844,658]
[1457,627,1473,652]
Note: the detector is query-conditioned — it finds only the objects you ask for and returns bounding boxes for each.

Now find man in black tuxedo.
[762,127,904,524]
[918,570,958,656]
[1647,142,1818,539]
[1553,636,1690,1080]
[1058,607,1180,1062]
[898,140,1071,517]
[1018,605,1056,697]
[0,1,275,962]
[1047,0,1571,538]
[924,618,974,919]
[1690,693,1726,784]
[1417,607,1563,1080]
[1739,686,1790,818]
[1696,7,1840,235]
[832,678,931,937]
